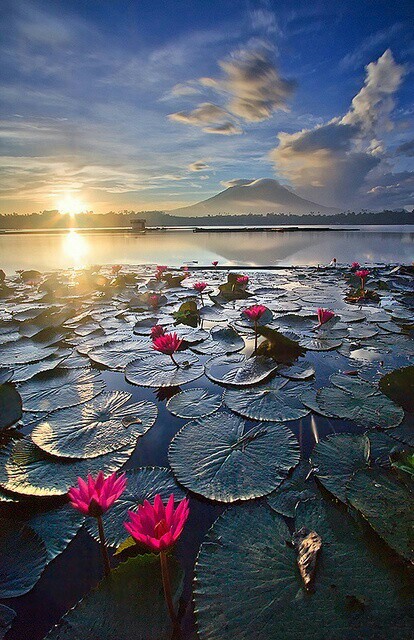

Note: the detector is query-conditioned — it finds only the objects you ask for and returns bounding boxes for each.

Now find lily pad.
[347,468,414,563]
[317,386,404,429]
[0,368,13,384]
[0,518,47,598]
[19,369,105,413]
[267,461,318,517]
[0,340,57,365]
[194,500,413,640]
[223,378,311,422]
[256,326,306,362]
[168,411,299,502]
[88,340,149,370]
[45,554,183,640]
[191,326,244,355]
[311,433,369,502]
[166,388,222,419]
[85,467,185,547]
[27,504,85,563]
[279,359,315,380]
[299,336,343,351]
[204,353,278,387]
[125,353,203,387]
[0,384,22,429]
[0,438,135,497]
[379,366,414,412]
[0,605,16,639]
[31,392,157,458]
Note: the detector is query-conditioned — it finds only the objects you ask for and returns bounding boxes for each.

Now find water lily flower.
[355,269,370,292]
[157,265,168,273]
[152,332,183,366]
[212,261,218,267]
[124,494,190,626]
[149,293,161,308]
[68,472,127,577]
[193,281,207,305]
[316,308,335,327]
[111,264,122,274]
[236,275,249,286]
[243,304,269,353]
[351,261,360,271]
[151,324,165,339]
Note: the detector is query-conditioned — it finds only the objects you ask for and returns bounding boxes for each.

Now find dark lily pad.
[223,378,311,422]
[191,326,244,355]
[0,384,22,429]
[87,340,149,370]
[31,392,157,458]
[12,352,69,382]
[347,468,414,564]
[0,604,16,639]
[166,388,222,419]
[330,372,377,397]
[19,369,105,413]
[174,326,209,343]
[379,366,414,412]
[0,518,47,598]
[311,433,369,502]
[0,438,135,497]
[85,467,185,547]
[266,461,318,517]
[317,386,404,429]
[194,500,413,640]
[299,336,343,351]
[204,353,278,387]
[45,554,183,640]
[125,353,203,387]
[279,359,315,380]
[168,411,299,502]
[0,368,13,384]
[27,504,85,563]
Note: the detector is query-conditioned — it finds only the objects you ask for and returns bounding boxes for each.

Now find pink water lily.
[212,261,218,267]
[351,261,360,270]
[124,494,189,553]
[68,472,126,577]
[243,304,269,353]
[193,281,207,293]
[355,269,370,293]
[236,275,249,286]
[156,265,168,273]
[151,324,165,339]
[124,494,190,626]
[317,308,335,327]
[152,332,183,366]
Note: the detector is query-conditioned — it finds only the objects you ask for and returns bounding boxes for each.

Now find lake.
[1,225,413,272]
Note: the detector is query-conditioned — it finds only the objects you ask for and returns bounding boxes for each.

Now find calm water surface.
[1,225,413,271]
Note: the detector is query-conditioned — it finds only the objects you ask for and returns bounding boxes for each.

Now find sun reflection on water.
[63,230,89,268]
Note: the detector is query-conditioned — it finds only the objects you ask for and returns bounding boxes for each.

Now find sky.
[0,0,413,215]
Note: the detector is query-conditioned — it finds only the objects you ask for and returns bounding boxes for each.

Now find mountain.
[170,178,339,216]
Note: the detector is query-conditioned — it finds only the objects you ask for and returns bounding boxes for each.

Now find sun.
[56,195,88,216]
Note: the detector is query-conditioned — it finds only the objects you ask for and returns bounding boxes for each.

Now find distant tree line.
[0,208,412,230]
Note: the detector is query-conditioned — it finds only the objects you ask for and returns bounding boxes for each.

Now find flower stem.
[96,515,111,578]
[170,353,180,368]
[160,551,178,629]
[200,293,204,306]
[254,320,258,353]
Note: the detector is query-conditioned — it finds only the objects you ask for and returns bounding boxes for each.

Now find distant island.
[0,208,413,230]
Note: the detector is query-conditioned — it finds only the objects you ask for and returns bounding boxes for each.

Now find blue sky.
[0,0,413,214]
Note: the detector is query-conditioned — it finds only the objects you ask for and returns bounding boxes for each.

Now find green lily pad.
[223,378,311,422]
[26,504,85,563]
[279,359,315,380]
[204,353,278,387]
[125,353,203,387]
[168,411,299,502]
[317,387,404,429]
[311,433,369,502]
[379,366,414,412]
[12,352,69,383]
[266,461,318,517]
[0,518,47,597]
[194,499,413,640]
[31,392,157,458]
[166,388,222,419]
[0,340,57,365]
[85,467,185,547]
[299,336,343,351]
[88,340,149,370]
[45,554,183,640]
[0,383,22,429]
[347,468,414,563]
[392,451,414,477]
[329,373,377,397]
[191,326,244,355]
[0,368,13,384]
[0,438,135,497]
[20,369,105,413]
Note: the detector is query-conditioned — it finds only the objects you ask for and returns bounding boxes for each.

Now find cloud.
[168,103,230,125]
[203,123,243,135]
[365,171,414,208]
[270,50,405,207]
[188,161,209,171]
[220,178,255,188]
[249,9,280,35]
[396,139,414,157]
